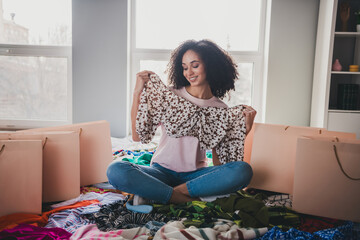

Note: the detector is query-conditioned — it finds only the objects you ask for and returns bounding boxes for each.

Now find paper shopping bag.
[248,123,356,194]
[0,133,11,140]
[0,140,42,216]
[243,124,255,164]
[18,120,113,186]
[10,131,80,202]
[292,136,360,222]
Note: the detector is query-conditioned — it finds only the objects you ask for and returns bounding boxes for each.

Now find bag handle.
[333,145,360,181]
[8,136,49,149]
[0,139,48,153]
[43,137,48,150]
[0,144,4,156]
[284,126,323,134]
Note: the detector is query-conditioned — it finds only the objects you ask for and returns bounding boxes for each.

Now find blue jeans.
[106,161,253,204]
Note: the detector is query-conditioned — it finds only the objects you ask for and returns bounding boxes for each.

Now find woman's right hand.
[131,70,154,142]
[133,70,155,96]
[243,105,257,135]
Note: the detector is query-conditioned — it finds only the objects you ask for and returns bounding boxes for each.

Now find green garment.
[213,192,301,230]
[267,206,301,231]
[153,201,231,228]
[152,190,301,230]
[206,152,214,167]
[213,190,269,228]
[122,153,152,166]
[152,190,269,228]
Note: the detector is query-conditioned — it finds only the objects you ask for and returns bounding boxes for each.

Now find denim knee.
[227,161,253,188]
[106,161,133,189]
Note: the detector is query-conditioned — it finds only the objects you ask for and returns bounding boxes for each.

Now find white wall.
[72,0,128,137]
[264,0,319,126]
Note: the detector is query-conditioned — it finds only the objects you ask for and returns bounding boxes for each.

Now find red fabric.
[298,215,345,233]
[0,223,72,239]
[0,199,99,230]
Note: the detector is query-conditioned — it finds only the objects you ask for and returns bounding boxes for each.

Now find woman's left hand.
[243,105,257,135]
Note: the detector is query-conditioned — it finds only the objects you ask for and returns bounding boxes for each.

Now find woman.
[107,39,256,204]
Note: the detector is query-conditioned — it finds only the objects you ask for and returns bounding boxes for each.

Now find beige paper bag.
[292,136,360,222]
[19,120,113,186]
[10,131,80,202]
[248,123,356,194]
[0,140,42,216]
[0,133,11,140]
[243,124,255,164]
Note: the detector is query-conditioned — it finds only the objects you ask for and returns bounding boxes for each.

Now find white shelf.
[311,0,360,135]
[335,32,360,37]
[331,71,360,74]
[328,109,360,113]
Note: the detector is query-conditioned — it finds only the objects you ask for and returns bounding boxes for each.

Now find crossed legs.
[107,161,253,204]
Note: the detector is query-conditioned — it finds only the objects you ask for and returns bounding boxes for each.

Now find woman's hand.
[243,105,256,135]
[133,70,155,97]
[131,70,155,141]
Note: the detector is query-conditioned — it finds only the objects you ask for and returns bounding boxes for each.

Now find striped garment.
[154,219,268,240]
[84,199,171,232]
[45,204,99,233]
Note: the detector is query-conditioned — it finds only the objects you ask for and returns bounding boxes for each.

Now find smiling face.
[182,50,208,88]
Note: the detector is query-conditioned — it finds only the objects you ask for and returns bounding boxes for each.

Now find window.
[0,0,72,130]
[130,0,267,134]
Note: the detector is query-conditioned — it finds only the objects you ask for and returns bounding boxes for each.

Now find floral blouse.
[136,74,246,164]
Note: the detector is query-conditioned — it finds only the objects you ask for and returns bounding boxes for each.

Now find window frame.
[0,43,72,130]
[128,0,268,136]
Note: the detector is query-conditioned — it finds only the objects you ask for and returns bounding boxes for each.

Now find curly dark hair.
[166,39,238,99]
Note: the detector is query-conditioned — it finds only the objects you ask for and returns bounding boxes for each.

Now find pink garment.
[136,74,246,168]
[71,224,122,239]
[70,224,148,240]
[0,223,71,239]
[152,87,227,172]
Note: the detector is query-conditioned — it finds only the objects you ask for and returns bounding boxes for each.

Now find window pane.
[0,56,68,120]
[135,0,261,51]
[0,0,71,45]
[223,63,253,107]
[140,60,169,84]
